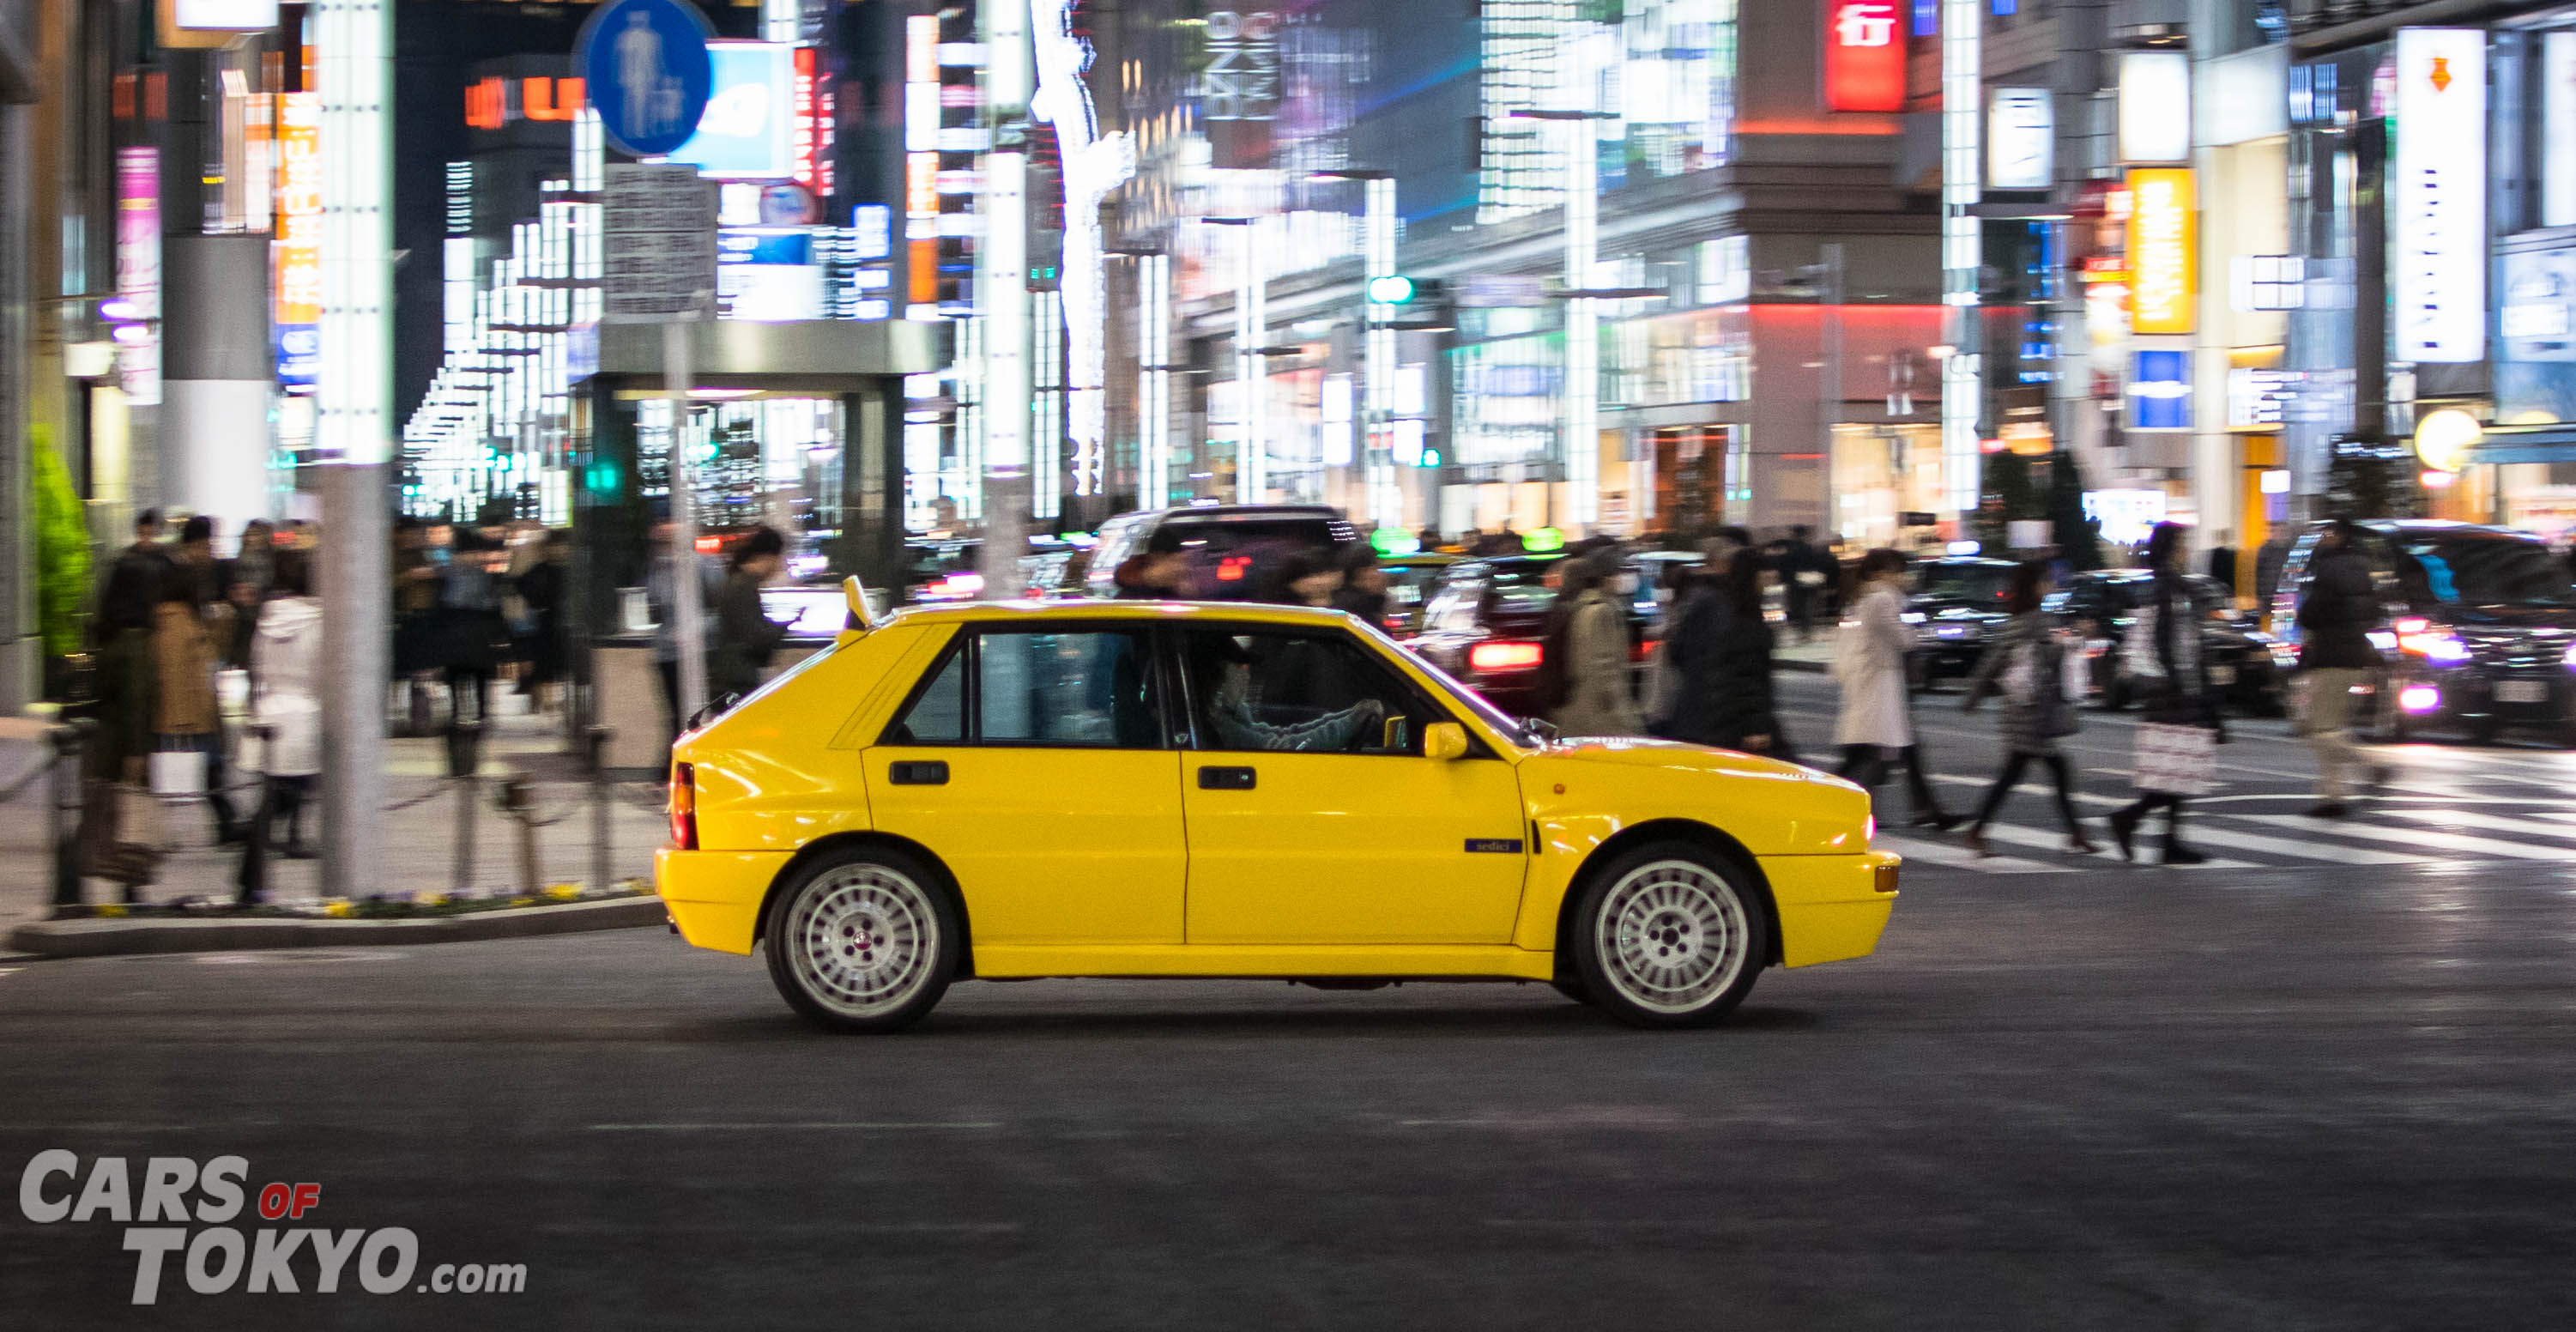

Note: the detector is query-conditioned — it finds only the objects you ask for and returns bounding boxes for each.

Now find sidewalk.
[0,706,671,941]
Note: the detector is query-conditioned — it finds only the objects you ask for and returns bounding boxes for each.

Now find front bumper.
[656,847,795,954]
[1761,850,1900,967]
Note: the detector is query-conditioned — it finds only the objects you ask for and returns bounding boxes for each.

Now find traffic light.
[1365,275,1416,305]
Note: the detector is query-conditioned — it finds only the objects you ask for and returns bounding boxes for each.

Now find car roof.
[1118,504,1346,524]
[2352,519,2543,544]
[876,598,1360,631]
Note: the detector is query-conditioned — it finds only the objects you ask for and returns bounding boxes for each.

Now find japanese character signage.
[1825,0,1906,113]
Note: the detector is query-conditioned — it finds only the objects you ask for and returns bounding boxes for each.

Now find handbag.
[2132,721,2217,796]
[2060,636,2095,709]
[2120,604,2165,681]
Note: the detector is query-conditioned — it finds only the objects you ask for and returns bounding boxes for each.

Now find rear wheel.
[1570,843,1770,1029]
[763,846,960,1033]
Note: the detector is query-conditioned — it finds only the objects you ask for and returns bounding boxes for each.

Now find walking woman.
[1548,551,1645,738]
[707,525,792,710]
[1960,562,2096,856]
[2107,522,2224,863]
[1660,548,1794,759]
[1833,548,1961,829]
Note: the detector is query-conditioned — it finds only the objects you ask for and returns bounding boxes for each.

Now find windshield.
[1916,564,2014,603]
[2397,537,2576,608]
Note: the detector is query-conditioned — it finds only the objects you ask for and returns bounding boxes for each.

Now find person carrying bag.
[1960,562,2095,857]
[2107,524,2226,864]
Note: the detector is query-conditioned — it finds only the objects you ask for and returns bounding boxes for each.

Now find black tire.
[1550,976,1591,1006]
[762,845,961,1033]
[1569,841,1771,1029]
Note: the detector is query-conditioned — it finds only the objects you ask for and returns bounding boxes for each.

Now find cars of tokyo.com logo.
[18,1153,526,1305]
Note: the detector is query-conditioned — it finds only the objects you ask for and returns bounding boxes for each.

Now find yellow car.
[656,584,1897,1032]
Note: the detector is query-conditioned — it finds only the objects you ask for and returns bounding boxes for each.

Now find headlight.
[2367,631,2398,651]
[2417,636,2471,667]
[2398,684,2442,713]
[2563,641,2576,671]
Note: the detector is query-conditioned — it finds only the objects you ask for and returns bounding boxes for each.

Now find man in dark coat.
[92,510,172,781]
[2295,519,2388,816]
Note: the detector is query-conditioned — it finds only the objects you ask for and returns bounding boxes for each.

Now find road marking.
[2226,814,2576,862]
[2126,820,2429,865]
[585,1122,1002,1132]
[2374,805,2576,842]
[1872,833,2059,874]
[1965,819,2257,869]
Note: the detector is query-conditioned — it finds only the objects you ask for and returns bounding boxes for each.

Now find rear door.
[865,625,1187,946]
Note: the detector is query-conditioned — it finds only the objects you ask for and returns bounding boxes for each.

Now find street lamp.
[1200,215,1267,503]
[1309,169,1400,529]
[1509,109,1618,535]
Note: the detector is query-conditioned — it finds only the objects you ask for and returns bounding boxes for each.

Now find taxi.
[656,582,1898,1032]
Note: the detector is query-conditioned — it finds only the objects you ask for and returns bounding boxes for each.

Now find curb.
[3,896,668,960]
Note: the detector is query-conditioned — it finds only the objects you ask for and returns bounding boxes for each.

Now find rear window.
[2395,537,2576,607]
[1918,564,2014,603]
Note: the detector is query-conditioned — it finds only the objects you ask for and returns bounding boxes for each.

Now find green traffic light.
[1365,275,1416,305]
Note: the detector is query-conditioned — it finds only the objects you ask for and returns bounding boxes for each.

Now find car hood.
[1531,736,1838,783]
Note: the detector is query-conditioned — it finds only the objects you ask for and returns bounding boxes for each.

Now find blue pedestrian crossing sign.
[577,0,717,160]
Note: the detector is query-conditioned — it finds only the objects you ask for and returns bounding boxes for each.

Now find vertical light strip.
[1237,221,1267,502]
[1563,120,1599,532]
[977,0,1031,581]
[1363,176,1398,528]
[317,0,390,464]
[1031,0,1135,501]
[1139,253,1170,507]
[1939,0,1981,516]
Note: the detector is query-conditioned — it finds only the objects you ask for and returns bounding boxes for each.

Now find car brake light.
[1470,640,1545,673]
[669,762,698,851]
[2393,617,2428,634]
[1216,554,1250,582]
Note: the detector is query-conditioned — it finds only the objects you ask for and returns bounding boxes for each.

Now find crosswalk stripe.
[2102,819,2430,865]
[1873,833,2060,874]
[2226,814,2575,862]
[2374,805,2576,841]
[1966,818,2258,869]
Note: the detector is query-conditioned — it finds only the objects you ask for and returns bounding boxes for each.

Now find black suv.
[2271,520,2576,746]
[1906,557,2020,689]
[2046,569,2284,715]
[1084,505,1358,601]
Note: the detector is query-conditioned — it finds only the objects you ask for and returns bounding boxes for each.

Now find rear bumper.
[1761,851,1900,967]
[656,847,795,955]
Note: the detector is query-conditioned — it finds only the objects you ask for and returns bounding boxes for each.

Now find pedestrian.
[707,525,791,709]
[1660,548,1793,759]
[432,526,509,726]
[2292,518,2390,817]
[2107,522,2225,863]
[152,520,244,844]
[390,517,440,736]
[223,518,276,667]
[1546,551,1645,738]
[1259,548,1344,608]
[238,550,324,900]
[1832,548,1961,830]
[515,529,571,714]
[1331,542,1391,628]
[2206,529,2240,603]
[647,517,722,742]
[1111,526,1192,598]
[92,508,171,784]
[1779,524,1835,643]
[1960,562,2096,857]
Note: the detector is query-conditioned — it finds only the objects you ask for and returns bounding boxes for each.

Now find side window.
[890,644,966,743]
[1179,627,1443,755]
[886,628,1164,748]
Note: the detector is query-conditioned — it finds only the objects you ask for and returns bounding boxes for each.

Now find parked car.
[2271,520,2576,746]
[1410,554,1661,717]
[2044,569,2285,715]
[1084,505,1358,600]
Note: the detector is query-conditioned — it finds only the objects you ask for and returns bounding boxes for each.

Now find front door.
[1173,625,1529,945]
[866,626,1185,946]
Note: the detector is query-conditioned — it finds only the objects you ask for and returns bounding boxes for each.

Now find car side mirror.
[1424,721,1470,761]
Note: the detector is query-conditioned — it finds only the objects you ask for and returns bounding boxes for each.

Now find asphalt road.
[3,690,2573,1330]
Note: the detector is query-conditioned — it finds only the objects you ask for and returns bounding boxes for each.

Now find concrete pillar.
[160,233,275,530]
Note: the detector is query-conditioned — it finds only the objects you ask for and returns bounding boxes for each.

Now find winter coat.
[151,602,226,736]
[1963,610,2071,757]
[2295,545,2382,671]
[708,570,789,701]
[1549,588,1644,737]
[1659,585,1781,751]
[2135,572,2223,732]
[1833,580,1914,748]
[246,596,325,777]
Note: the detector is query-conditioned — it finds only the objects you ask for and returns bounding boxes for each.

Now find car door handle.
[887,760,948,786]
[1197,765,1257,790]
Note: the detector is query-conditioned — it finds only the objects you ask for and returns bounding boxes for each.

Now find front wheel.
[764,846,961,1033]
[1570,844,1770,1029]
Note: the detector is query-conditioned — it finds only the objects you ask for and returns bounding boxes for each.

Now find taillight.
[669,762,698,850]
[1469,640,1545,673]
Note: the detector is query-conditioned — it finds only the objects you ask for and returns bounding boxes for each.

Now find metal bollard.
[498,778,540,899]
[584,724,614,896]
[50,720,94,910]
[448,717,486,896]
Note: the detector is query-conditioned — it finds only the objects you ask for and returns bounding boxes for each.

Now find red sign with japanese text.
[1824,0,1907,112]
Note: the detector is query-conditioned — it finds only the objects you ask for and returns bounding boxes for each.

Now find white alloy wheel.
[1584,855,1758,1024]
[774,859,949,1027]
